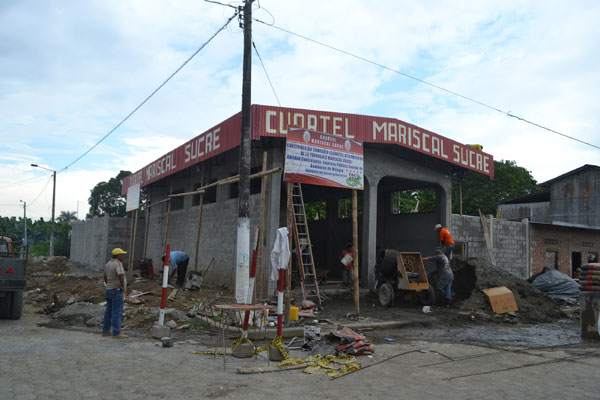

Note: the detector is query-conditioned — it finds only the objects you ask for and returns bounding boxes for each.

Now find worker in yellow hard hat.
[102,248,128,338]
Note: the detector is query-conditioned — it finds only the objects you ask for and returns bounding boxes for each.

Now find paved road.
[1,308,599,400]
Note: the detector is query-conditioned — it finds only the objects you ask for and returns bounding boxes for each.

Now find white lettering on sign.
[265,109,354,138]
[266,110,277,134]
[184,128,221,163]
[146,152,177,181]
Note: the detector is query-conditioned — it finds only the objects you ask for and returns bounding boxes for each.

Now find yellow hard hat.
[112,248,127,256]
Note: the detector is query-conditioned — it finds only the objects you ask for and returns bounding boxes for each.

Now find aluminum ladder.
[290,182,322,304]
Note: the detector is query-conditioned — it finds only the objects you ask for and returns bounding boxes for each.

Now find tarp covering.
[532,269,580,305]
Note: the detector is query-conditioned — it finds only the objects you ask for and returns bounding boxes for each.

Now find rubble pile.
[451,256,564,322]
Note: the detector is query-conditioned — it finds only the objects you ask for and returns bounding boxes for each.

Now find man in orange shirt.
[434,224,454,260]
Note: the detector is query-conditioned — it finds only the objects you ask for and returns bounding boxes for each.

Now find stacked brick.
[578,263,600,292]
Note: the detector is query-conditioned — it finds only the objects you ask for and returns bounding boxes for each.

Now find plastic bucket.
[289,306,299,321]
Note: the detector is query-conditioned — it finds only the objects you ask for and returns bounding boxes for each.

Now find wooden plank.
[142,191,151,258]
[167,288,178,300]
[352,189,360,316]
[194,193,204,271]
[237,363,315,374]
[256,151,268,302]
[285,182,293,324]
[162,183,173,256]
[479,209,496,265]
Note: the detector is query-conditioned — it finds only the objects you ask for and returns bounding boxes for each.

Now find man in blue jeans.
[102,248,128,339]
[423,247,454,306]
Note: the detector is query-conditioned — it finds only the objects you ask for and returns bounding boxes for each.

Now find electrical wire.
[59,10,240,173]
[254,18,600,151]
[252,41,281,106]
[204,0,238,9]
[0,174,48,191]
[27,175,53,207]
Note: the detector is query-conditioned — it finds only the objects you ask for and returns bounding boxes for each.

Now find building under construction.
[107,104,493,294]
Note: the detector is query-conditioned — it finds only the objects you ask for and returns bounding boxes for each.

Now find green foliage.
[58,211,78,222]
[305,201,326,221]
[0,215,72,257]
[391,188,437,214]
[337,197,363,218]
[87,170,131,218]
[453,160,541,216]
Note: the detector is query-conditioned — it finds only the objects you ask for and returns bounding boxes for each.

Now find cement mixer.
[375,249,435,307]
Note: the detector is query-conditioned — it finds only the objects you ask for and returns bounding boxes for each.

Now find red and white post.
[276,268,284,338]
[159,244,171,326]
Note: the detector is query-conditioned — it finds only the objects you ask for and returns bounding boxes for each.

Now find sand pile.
[451,256,564,323]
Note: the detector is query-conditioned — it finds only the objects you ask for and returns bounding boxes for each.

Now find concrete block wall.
[70,216,137,272]
[144,191,263,290]
[452,214,529,279]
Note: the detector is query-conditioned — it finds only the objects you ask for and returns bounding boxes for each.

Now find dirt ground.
[23,256,583,349]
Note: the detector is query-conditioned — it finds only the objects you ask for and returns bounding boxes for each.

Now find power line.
[254,18,600,151]
[252,41,281,106]
[0,174,48,191]
[27,175,53,207]
[59,10,240,173]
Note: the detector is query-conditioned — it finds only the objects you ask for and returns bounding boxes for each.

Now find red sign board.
[122,104,494,194]
[253,105,494,179]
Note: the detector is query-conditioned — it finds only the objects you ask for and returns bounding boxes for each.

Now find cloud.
[1,0,599,220]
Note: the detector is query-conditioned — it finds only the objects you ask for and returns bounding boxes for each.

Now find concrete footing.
[580,293,600,340]
[151,324,171,339]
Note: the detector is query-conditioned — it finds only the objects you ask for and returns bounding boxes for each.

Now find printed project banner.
[284,128,364,190]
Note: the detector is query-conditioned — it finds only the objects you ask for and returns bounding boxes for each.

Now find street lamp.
[19,200,27,246]
[31,164,56,257]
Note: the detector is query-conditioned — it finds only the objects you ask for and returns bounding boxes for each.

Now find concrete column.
[361,176,380,289]
[265,148,283,296]
[440,180,453,229]
[523,218,531,277]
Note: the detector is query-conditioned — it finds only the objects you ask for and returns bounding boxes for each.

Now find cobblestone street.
[2,308,599,400]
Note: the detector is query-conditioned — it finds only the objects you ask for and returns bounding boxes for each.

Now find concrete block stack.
[578,263,600,292]
[579,263,600,341]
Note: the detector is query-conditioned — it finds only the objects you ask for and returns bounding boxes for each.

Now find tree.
[453,160,541,216]
[58,211,78,222]
[87,171,131,218]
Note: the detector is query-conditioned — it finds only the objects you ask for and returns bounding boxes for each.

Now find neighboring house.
[499,165,600,277]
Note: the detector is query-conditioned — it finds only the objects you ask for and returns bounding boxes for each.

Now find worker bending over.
[424,247,454,306]
[162,251,189,288]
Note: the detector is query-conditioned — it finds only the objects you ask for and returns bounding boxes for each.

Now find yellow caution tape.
[277,354,361,378]
[191,335,361,377]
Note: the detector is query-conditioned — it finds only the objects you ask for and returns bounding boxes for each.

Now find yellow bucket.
[289,306,299,321]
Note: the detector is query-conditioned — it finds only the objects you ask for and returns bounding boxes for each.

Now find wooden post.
[129,209,139,279]
[285,182,293,324]
[162,183,173,256]
[194,193,204,272]
[256,151,268,302]
[123,212,130,251]
[352,189,360,315]
[142,192,151,258]
[459,182,463,216]
[127,212,135,271]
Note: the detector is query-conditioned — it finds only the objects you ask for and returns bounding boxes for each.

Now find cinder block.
[151,324,171,339]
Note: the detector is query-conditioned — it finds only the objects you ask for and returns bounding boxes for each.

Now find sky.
[1,0,599,222]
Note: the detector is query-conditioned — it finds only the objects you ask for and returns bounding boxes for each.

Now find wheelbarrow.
[376,250,436,307]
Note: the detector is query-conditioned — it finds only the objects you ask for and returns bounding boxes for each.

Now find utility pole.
[235,0,253,304]
[31,164,56,256]
[50,170,56,256]
[20,200,27,246]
